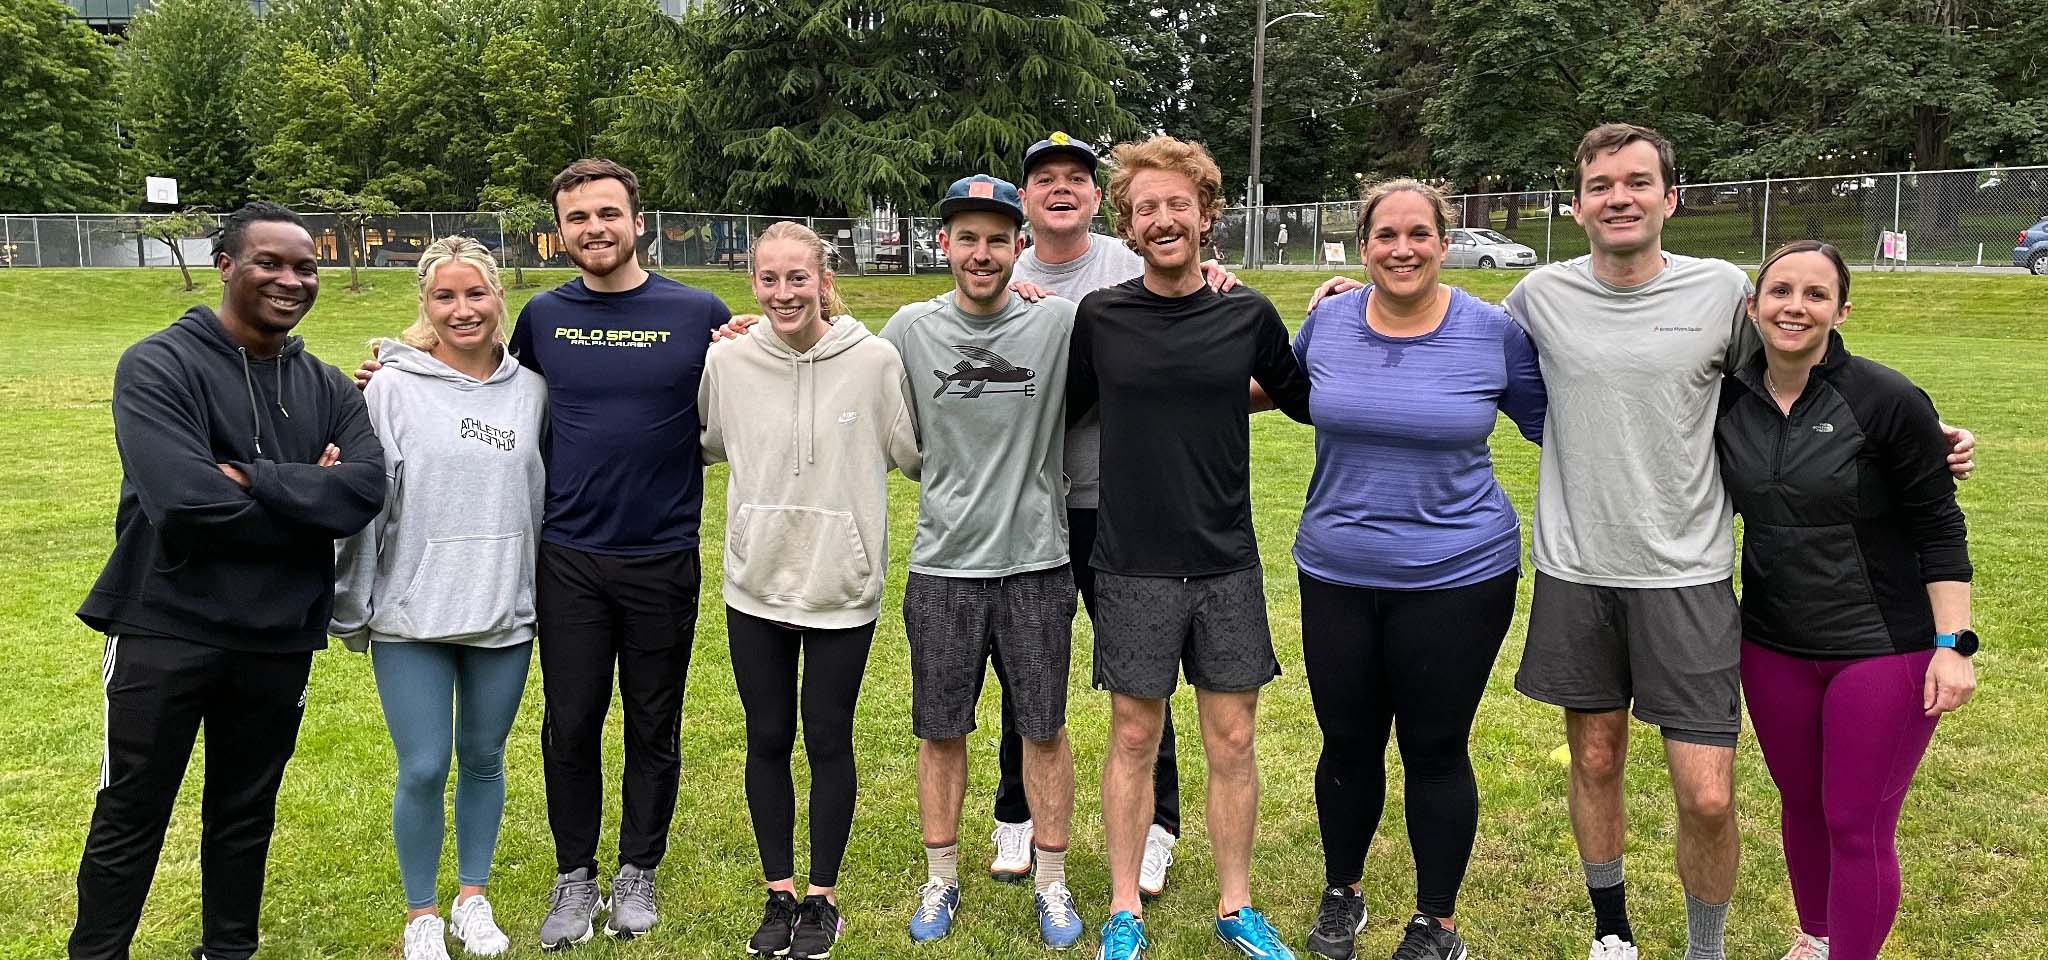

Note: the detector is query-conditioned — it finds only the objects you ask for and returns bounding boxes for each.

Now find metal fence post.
[1310,205,1320,266]
[1760,177,1772,256]
[32,216,42,266]
[654,211,665,270]
[1892,174,1902,234]
[76,215,86,266]
[1544,191,1554,263]
[2,217,10,268]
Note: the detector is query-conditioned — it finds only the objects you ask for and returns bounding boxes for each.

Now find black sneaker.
[1306,886,1368,960]
[788,895,843,960]
[747,890,800,957]
[1390,914,1468,960]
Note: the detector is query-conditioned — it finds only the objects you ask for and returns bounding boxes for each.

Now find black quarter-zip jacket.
[1715,330,1970,659]
[77,306,387,652]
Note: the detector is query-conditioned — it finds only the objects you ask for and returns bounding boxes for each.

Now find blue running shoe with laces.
[1216,906,1296,959]
[1035,881,1084,950]
[1096,911,1147,960]
[907,878,959,943]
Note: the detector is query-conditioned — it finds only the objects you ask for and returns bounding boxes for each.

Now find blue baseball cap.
[1022,131,1101,180]
[938,174,1025,226]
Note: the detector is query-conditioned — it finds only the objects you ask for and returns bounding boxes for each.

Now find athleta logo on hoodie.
[460,417,518,451]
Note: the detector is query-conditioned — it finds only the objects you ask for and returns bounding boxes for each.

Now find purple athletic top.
[1291,286,1547,590]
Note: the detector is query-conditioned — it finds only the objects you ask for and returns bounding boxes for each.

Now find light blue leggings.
[370,640,532,909]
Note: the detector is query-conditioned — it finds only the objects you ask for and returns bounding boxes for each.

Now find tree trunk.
[172,247,194,292]
[1505,187,1522,232]
[343,217,364,292]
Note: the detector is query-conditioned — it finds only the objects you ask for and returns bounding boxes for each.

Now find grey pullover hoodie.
[700,316,921,629]
[332,339,548,649]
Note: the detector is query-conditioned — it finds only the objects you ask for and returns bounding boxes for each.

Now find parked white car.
[1444,228,1539,268]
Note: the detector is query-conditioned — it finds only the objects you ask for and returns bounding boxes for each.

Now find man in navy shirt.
[362,159,729,949]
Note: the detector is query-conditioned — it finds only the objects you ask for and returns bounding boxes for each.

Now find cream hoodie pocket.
[393,531,531,640]
[728,504,875,609]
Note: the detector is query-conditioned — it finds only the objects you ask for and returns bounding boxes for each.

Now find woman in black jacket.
[1716,241,1978,960]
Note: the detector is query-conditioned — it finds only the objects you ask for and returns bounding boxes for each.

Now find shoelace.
[993,824,1032,863]
[549,878,596,913]
[1143,836,1175,871]
[1039,883,1076,929]
[762,894,798,928]
[915,880,953,923]
[455,898,497,938]
[1310,890,1360,940]
[614,873,654,910]
[1390,921,1445,960]
[1231,908,1286,952]
[1104,914,1147,953]
[797,898,838,934]
[1784,934,1828,960]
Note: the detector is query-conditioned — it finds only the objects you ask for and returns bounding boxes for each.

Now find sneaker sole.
[991,852,1035,883]
[538,921,593,952]
[1138,881,1165,902]
[602,920,653,940]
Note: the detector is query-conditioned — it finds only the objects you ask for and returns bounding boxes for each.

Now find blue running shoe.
[907,878,959,943]
[1216,906,1296,959]
[1035,881,1084,950]
[1096,910,1147,960]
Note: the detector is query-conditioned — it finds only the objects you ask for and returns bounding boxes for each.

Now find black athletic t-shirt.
[1068,279,1312,577]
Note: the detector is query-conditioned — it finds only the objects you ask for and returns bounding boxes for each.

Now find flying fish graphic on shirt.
[931,344,1036,399]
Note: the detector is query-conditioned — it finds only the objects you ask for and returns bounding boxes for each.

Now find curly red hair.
[1107,135,1226,251]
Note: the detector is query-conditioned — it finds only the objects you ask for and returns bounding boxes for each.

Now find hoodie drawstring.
[238,347,266,458]
[786,347,820,476]
[237,347,293,458]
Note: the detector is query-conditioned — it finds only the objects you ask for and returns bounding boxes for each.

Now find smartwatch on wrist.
[1934,629,1979,656]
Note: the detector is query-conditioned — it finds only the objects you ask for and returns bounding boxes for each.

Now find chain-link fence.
[6,167,2046,273]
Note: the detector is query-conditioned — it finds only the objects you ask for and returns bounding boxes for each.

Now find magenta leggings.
[1739,640,1940,960]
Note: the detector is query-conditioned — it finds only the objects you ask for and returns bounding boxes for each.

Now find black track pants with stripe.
[70,633,313,960]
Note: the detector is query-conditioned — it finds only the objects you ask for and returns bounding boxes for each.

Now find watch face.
[1956,629,1980,656]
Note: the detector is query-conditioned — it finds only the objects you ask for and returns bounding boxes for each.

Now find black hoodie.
[77,306,387,652]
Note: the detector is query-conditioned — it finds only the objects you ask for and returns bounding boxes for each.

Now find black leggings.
[1299,569,1515,918]
[726,607,875,888]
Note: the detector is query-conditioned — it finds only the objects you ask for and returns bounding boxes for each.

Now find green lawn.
[1,267,2043,960]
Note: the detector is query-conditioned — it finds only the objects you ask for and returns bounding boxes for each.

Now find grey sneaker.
[539,868,603,952]
[604,863,658,939]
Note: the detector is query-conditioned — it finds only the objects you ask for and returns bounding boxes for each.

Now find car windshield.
[1473,230,1513,244]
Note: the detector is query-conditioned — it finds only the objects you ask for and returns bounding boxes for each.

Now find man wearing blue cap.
[880,174,1085,950]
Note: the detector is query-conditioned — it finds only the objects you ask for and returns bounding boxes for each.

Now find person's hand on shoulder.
[352,343,381,390]
[1308,275,1365,312]
[1940,422,1975,480]
[1010,280,1054,303]
[713,314,761,342]
[1199,260,1240,293]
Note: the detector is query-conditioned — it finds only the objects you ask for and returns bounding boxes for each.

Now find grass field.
[1,266,2043,960]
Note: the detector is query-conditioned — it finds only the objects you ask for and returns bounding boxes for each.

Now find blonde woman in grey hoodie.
[700,221,921,960]
[332,237,547,960]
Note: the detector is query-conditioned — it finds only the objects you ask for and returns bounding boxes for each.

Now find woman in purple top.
[1291,180,1546,960]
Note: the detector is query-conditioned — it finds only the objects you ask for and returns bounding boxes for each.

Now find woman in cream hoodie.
[700,221,920,960]
[332,237,546,960]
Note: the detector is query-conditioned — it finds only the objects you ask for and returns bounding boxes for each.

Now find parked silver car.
[1444,228,1538,268]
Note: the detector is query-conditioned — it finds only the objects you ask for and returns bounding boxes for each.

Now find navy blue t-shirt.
[508,273,730,555]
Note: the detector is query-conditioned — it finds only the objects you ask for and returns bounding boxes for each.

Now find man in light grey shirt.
[879,174,1084,948]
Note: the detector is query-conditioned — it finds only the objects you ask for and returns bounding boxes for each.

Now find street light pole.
[1247,7,1324,269]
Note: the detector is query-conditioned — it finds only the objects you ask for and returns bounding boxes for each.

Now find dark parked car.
[372,237,426,267]
[2015,217,2048,275]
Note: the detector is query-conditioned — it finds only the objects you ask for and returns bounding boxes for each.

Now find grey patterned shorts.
[1091,565,1278,698]
[903,565,1077,741]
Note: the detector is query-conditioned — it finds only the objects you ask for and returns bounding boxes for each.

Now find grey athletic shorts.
[1513,571,1742,747]
[903,565,1076,742]
[1091,565,1279,698]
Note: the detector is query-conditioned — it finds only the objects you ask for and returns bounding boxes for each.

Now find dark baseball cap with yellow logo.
[1022,131,1101,180]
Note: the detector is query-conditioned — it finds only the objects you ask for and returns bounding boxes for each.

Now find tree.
[132,208,220,291]
[248,44,377,201]
[0,0,127,212]
[304,187,400,291]
[623,0,1140,216]
[478,185,553,287]
[119,0,258,210]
